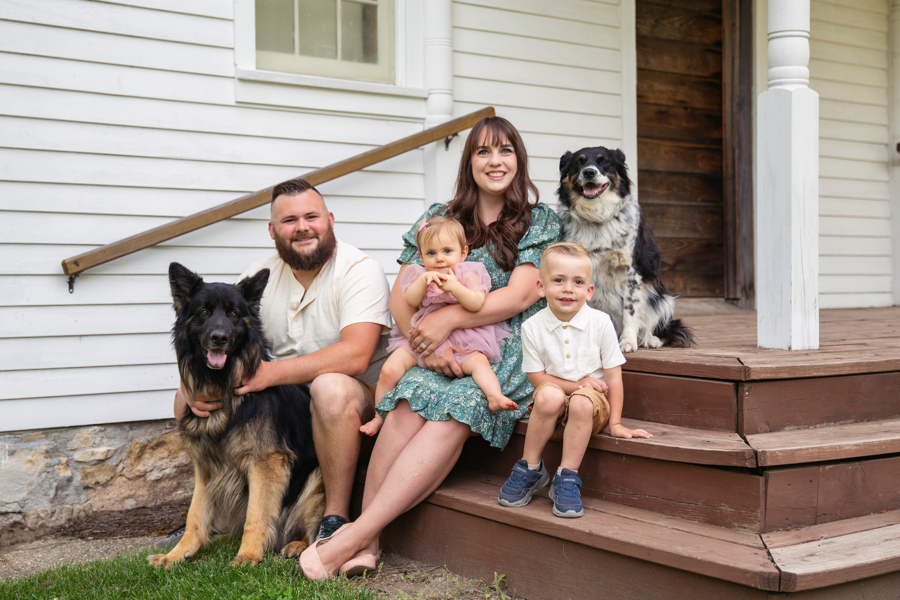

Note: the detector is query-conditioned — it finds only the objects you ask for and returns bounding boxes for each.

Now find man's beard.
[274,226,337,272]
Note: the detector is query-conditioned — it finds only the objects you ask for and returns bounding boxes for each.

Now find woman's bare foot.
[488,395,518,412]
[360,416,384,436]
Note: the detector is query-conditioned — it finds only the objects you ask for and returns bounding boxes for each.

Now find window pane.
[297,0,337,59]
[256,0,294,54]
[341,1,378,64]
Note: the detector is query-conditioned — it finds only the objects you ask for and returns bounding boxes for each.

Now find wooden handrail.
[61,107,496,277]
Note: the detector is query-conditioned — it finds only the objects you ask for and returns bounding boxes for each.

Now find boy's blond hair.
[415,216,467,251]
[539,242,591,276]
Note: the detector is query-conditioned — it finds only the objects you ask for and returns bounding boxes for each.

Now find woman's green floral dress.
[376,202,562,449]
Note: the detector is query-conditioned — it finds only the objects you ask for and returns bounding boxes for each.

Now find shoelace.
[505,467,539,491]
[554,477,582,500]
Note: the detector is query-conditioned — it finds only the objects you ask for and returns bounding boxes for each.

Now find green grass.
[0,538,381,600]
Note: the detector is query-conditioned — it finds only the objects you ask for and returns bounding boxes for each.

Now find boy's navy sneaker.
[549,468,584,518]
[498,459,549,507]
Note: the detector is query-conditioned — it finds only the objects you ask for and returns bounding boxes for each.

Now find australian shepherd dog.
[148,263,324,568]
[556,146,693,352]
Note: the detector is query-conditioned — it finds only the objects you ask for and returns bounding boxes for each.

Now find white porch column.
[756,0,819,350]
[422,0,458,207]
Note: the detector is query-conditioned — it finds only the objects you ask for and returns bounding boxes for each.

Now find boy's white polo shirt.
[521,304,626,383]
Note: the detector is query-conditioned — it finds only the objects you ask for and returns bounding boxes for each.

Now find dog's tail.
[659,318,694,348]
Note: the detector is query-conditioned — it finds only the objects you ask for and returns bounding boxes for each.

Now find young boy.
[498,242,652,518]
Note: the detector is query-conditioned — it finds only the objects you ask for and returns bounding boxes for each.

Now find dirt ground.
[0,506,519,599]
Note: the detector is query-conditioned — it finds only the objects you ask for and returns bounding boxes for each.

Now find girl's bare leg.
[461,353,517,411]
[360,350,419,435]
[310,417,471,574]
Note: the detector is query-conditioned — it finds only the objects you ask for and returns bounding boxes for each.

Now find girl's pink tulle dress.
[388,262,511,367]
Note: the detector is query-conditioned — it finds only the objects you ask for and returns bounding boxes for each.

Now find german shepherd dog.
[557,146,692,352]
[148,263,324,568]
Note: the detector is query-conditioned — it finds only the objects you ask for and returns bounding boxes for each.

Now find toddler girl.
[360,217,518,435]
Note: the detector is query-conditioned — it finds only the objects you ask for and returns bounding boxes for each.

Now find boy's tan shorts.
[527,381,611,440]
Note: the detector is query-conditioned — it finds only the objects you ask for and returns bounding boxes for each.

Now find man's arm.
[234,321,383,395]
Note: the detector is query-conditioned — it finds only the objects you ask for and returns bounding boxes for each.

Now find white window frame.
[234,0,426,99]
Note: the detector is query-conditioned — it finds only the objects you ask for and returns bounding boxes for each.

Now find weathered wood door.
[635,0,752,300]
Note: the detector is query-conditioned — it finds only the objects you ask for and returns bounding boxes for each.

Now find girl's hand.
[409,310,456,358]
[436,270,461,294]
[421,271,447,288]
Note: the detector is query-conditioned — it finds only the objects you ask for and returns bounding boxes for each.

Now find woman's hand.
[422,348,463,377]
[409,310,457,358]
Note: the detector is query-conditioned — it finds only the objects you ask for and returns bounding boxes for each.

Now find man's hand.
[576,376,608,394]
[235,360,280,396]
[422,348,463,378]
[180,382,222,418]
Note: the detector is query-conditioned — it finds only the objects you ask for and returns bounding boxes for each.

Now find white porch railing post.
[423,0,458,207]
[756,0,819,350]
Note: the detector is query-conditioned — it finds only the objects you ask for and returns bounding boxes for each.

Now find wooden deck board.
[770,523,900,591]
[747,419,900,466]
[763,509,900,549]
[625,307,900,381]
[428,474,781,590]
[513,417,755,467]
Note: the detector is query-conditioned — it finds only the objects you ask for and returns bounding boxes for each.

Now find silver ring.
[420,343,428,350]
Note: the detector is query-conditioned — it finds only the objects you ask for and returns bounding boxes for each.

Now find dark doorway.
[635,0,753,303]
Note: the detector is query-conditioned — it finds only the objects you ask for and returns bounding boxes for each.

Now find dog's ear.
[614,149,628,170]
[614,148,632,194]
[169,263,204,313]
[236,268,269,313]
[558,151,573,177]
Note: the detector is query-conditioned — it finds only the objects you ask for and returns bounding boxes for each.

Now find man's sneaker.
[152,524,185,549]
[315,514,348,541]
[549,469,584,518]
[498,459,549,507]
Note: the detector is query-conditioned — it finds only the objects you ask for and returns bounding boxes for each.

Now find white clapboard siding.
[0,0,632,433]
[810,0,894,309]
[0,392,176,433]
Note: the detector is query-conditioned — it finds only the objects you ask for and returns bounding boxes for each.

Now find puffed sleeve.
[516,203,563,269]
[398,264,427,294]
[454,261,492,293]
[397,203,448,266]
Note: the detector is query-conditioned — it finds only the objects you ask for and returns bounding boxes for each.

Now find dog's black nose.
[582,167,598,179]
[210,331,228,346]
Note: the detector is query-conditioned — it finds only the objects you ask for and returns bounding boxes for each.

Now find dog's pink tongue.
[207,350,227,368]
[584,185,602,195]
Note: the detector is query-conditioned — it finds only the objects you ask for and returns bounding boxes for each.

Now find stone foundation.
[0,420,192,545]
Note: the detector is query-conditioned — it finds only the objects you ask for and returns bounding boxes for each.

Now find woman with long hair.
[300,116,561,578]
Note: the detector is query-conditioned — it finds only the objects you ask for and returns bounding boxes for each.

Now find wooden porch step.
[763,510,900,592]
[407,471,780,591]
[514,417,755,467]
[383,472,900,598]
[747,418,900,466]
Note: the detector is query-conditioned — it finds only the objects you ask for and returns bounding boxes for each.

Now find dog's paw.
[615,251,630,268]
[646,335,663,349]
[620,338,638,353]
[281,540,308,558]
[147,553,181,569]
[231,553,262,567]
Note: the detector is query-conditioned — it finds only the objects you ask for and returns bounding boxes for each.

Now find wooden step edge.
[456,468,766,550]
[769,523,900,592]
[428,474,780,591]
[513,418,757,468]
[747,418,900,466]
[763,508,900,549]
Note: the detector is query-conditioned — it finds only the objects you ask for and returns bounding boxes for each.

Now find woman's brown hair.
[446,116,539,271]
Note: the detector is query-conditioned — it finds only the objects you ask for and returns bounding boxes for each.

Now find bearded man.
[171,178,391,542]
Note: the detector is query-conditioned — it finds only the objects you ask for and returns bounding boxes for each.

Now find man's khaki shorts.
[527,381,610,440]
